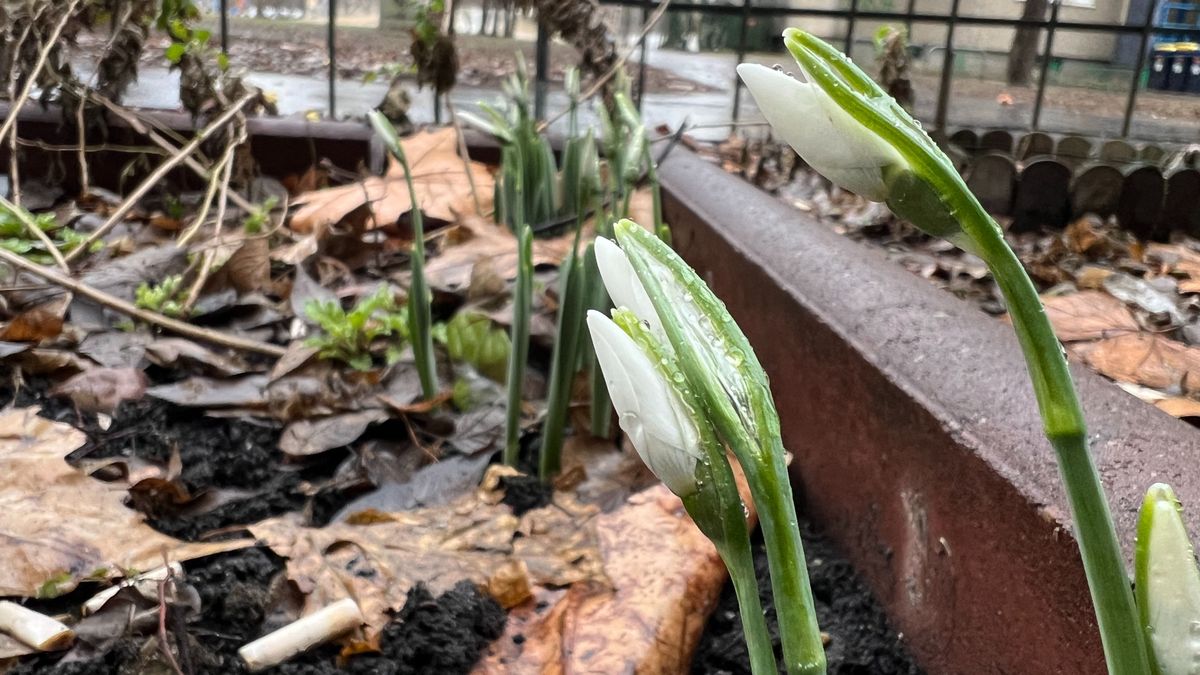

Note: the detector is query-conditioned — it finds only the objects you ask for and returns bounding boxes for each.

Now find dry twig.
[0,245,286,357]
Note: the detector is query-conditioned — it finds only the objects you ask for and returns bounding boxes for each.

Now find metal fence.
[209,0,1200,139]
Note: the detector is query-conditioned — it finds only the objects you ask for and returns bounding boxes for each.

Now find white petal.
[736,63,902,201]
[594,237,661,335]
[586,311,701,496]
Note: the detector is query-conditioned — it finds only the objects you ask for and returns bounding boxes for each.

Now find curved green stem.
[713,531,780,675]
[985,237,1150,675]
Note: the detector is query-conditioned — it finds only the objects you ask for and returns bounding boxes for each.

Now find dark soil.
[3,381,918,674]
[694,522,923,675]
[11,548,506,675]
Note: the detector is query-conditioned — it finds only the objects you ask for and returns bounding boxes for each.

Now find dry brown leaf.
[1069,334,1200,394]
[279,410,389,457]
[0,305,64,342]
[50,367,148,415]
[473,485,727,675]
[423,216,576,292]
[249,465,605,638]
[222,236,271,294]
[0,408,249,598]
[1041,291,1140,342]
[1155,397,1200,418]
[289,128,494,233]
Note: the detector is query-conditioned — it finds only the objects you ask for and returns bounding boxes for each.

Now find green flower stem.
[713,525,780,675]
[985,232,1149,675]
[504,225,533,467]
[369,111,438,398]
[587,252,613,439]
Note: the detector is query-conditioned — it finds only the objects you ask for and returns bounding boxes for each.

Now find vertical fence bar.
[535,19,550,119]
[1031,0,1060,130]
[1122,1,1157,137]
[845,0,859,54]
[327,0,337,118]
[219,0,229,54]
[731,0,752,123]
[934,0,961,132]
[636,0,651,110]
[905,0,917,38]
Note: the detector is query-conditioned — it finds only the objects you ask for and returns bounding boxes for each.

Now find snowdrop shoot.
[1136,483,1200,675]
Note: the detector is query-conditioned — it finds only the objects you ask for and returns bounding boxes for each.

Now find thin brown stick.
[75,94,88,197]
[0,246,286,357]
[181,138,238,313]
[445,97,483,216]
[177,136,239,247]
[0,194,68,272]
[64,92,257,265]
[0,0,81,146]
[537,0,671,133]
[84,90,257,213]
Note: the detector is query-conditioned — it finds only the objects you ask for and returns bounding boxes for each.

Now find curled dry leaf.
[0,305,65,342]
[0,408,249,598]
[249,465,605,639]
[279,409,389,457]
[473,485,727,675]
[1041,291,1141,342]
[289,128,494,234]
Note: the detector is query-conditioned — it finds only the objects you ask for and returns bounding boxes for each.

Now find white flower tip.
[736,63,805,93]
[593,235,661,335]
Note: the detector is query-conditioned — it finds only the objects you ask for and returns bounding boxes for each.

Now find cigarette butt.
[0,601,74,651]
[238,598,363,672]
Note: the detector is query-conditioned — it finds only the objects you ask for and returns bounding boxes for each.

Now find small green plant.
[304,286,409,372]
[439,311,511,383]
[135,275,188,318]
[242,197,278,235]
[0,201,94,265]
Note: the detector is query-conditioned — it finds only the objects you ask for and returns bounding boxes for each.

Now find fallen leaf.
[147,374,269,408]
[0,305,64,342]
[0,408,248,598]
[1102,273,1184,325]
[1155,397,1200,418]
[1041,291,1140,342]
[144,338,250,377]
[279,409,389,457]
[332,453,493,520]
[222,235,271,294]
[76,331,152,369]
[249,465,604,638]
[423,216,576,292]
[473,485,726,675]
[1069,334,1200,394]
[290,128,494,233]
[50,367,148,415]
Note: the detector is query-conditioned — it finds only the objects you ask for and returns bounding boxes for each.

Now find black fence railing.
[207,1,1194,140]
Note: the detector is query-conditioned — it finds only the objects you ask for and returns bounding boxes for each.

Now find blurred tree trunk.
[1007,0,1048,85]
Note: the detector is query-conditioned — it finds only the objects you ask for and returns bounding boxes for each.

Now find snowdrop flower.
[586,310,703,497]
[1136,483,1200,675]
[739,28,988,254]
[736,62,902,201]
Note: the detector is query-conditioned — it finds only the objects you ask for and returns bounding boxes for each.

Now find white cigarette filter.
[0,600,74,651]
[238,597,364,672]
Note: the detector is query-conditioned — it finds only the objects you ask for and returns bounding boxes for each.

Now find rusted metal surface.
[660,148,1200,674]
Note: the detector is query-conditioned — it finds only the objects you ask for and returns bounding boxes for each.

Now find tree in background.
[1007,0,1049,85]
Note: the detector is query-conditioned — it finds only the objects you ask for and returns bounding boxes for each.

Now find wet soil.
[694,523,923,675]
[3,381,918,674]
